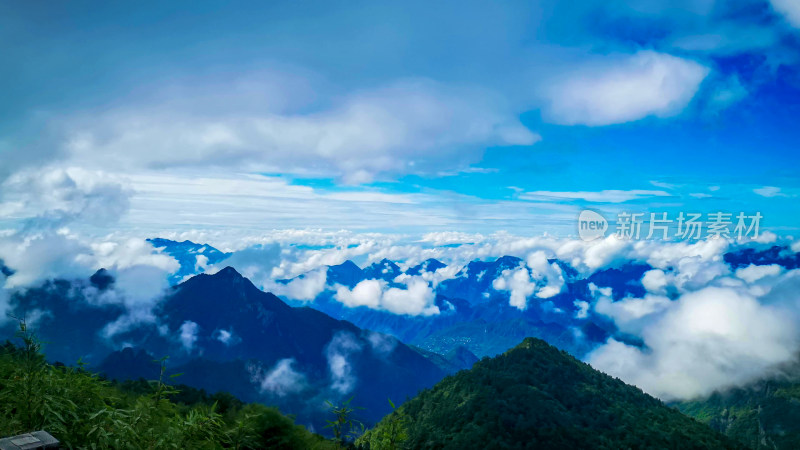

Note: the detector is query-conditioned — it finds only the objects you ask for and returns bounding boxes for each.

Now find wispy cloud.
[754,186,788,198]
[520,189,671,203]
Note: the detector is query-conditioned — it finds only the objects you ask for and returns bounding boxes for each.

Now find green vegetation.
[360,338,741,450]
[355,399,408,450]
[324,397,364,448]
[677,376,800,449]
[3,318,769,450]
[0,321,335,449]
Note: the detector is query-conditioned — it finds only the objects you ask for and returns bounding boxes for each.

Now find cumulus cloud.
[272,267,328,301]
[595,293,672,335]
[0,166,178,340]
[335,279,383,310]
[334,276,439,316]
[0,232,97,289]
[492,267,537,309]
[641,269,669,294]
[542,51,709,126]
[735,264,784,284]
[492,251,564,310]
[249,358,307,397]
[382,278,439,316]
[0,166,130,228]
[413,264,462,288]
[589,285,798,400]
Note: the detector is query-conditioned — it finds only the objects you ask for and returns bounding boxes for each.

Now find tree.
[325,396,364,448]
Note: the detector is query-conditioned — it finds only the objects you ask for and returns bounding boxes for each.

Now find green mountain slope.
[676,375,800,449]
[0,326,334,449]
[360,338,741,449]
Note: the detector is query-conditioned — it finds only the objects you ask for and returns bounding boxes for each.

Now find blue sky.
[1,0,799,238]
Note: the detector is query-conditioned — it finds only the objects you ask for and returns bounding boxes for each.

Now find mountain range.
[4,238,800,446]
[2,267,455,430]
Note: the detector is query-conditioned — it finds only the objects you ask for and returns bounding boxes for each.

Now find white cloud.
[492,251,564,310]
[273,267,328,301]
[382,278,439,316]
[195,254,209,272]
[520,189,670,203]
[753,231,778,244]
[574,300,590,319]
[92,238,180,273]
[334,277,439,316]
[595,294,672,334]
[543,51,709,126]
[641,269,668,294]
[63,79,538,184]
[770,0,800,28]
[249,358,307,397]
[214,328,237,346]
[735,264,784,284]
[754,186,785,197]
[365,331,398,356]
[0,166,130,228]
[420,231,485,246]
[325,332,363,394]
[0,232,97,288]
[414,264,462,288]
[649,180,677,190]
[589,285,799,401]
[206,243,281,287]
[111,171,578,241]
[335,279,383,309]
[493,266,537,309]
[178,320,199,352]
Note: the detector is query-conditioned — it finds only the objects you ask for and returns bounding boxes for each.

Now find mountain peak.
[90,268,115,291]
[364,336,738,448]
[337,260,362,271]
[213,266,243,279]
[327,260,365,288]
[496,255,524,266]
[511,337,552,353]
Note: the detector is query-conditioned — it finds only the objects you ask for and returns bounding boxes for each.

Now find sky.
[1,0,799,241]
[3,1,800,404]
